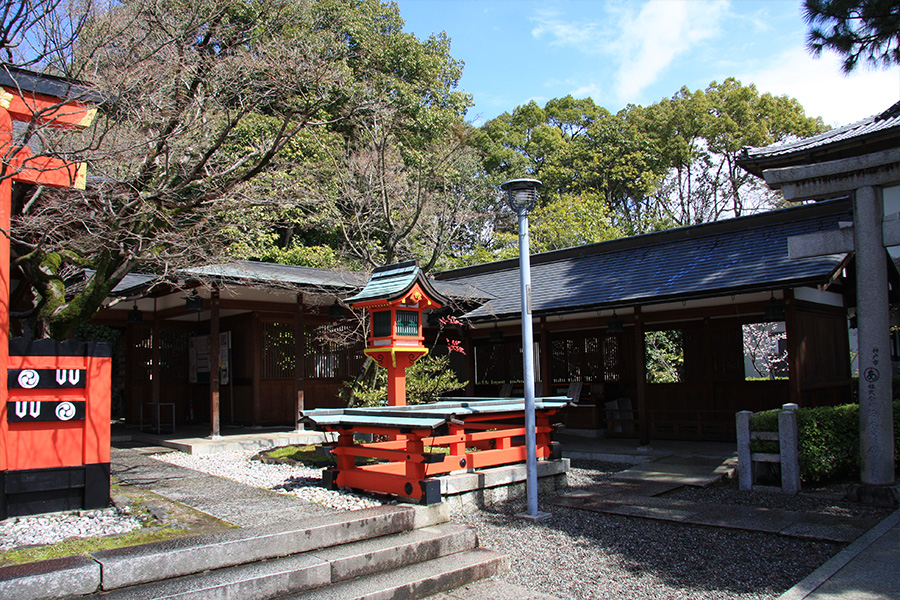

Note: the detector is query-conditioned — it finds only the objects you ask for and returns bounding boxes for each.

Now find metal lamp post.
[501,178,549,520]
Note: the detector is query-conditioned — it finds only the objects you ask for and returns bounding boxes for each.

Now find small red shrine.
[345,261,449,406]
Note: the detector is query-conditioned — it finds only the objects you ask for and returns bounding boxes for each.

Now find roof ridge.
[437,198,851,280]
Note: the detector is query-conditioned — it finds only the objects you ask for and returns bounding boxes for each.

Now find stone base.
[846,482,900,507]
[440,459,569,514]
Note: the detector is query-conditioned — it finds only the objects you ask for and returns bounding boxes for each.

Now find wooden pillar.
[251,312,262,425]
[295,293,305,431]
[633,307,649,445]
[209,287,220,438]
[539,317,551,395]
[784,289,802,407]
[151,308,161,404]
[0,170,10,472]
[465,329,476,396]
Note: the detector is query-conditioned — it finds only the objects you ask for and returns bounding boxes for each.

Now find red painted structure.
[2,339,111,518]
[0,68,105,519]
[301,397,569,504]
[346,261,448,406]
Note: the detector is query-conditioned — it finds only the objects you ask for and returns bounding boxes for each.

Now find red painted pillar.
[0,107,12,474]
[386,364,407,406]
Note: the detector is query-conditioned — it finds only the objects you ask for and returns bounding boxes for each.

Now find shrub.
[749,400,900,485]
[342,354,467,407]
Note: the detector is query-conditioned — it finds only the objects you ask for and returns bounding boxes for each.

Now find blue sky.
[396,0,900,127]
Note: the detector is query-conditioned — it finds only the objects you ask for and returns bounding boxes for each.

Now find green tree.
[7,0,477,337]
[804,0,900,72]
[224,2,483,272]
[638,80,827,226]
[462,191,621,263]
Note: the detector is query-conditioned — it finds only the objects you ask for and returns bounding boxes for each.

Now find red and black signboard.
[8,369,87,390]
[6,400,86,422]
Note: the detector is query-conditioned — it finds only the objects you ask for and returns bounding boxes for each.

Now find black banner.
[8,369,87,390]
[6,401,86,422]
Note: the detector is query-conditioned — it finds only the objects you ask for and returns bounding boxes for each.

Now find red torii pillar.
[0,86,94,474]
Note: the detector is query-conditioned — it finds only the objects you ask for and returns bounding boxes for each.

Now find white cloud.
[530,6,609,49]
[741,46,900,127]
[612,0,728,103]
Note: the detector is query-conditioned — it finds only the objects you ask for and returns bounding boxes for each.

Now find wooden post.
[539,316,551,396]
[0,173,10,473]
[151,309,161,404]
[209,287,220,438]
[295,293,305,431]
[251,312,261,425]
[784,289,802,407]
[634,307,649,446]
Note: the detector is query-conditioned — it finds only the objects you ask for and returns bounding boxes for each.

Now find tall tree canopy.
[5,0,474,338]
[463,79,827,266]
[804,0,900,72]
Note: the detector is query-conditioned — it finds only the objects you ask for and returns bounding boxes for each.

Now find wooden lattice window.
[263,322,296,379]
[302,325,366,379]
[160,329,190,381]
[373,311,391,337]
[396,311,419,336]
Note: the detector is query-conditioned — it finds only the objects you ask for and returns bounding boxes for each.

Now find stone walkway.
[549,456,883,543]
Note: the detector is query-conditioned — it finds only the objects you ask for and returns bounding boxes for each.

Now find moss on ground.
[0,482,235,566]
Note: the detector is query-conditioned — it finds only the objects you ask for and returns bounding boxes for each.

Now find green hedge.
[749,400,900,485]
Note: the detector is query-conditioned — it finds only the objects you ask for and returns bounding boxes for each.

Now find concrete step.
[282,548,510,600]
[1,504,450,599]
[88,523,479,600]
[313,523,479,583]
[92,505,420,590]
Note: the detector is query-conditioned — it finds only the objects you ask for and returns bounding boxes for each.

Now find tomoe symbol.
[17,369,40,389]
[55,401,76,421]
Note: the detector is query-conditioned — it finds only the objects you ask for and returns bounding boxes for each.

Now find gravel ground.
[0,508,144,552]
[451,459,850,600]
[155,448,384,511]
[0,452,872,600]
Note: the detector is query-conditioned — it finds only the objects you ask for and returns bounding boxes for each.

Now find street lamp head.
[501,178,541,213]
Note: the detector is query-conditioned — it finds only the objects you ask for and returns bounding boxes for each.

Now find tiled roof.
[738,102,900,176]
[344,261,450,306]
[184,261,367,291]
[0,64,104,104]
[103,260,490,303]
[437,199,852,321]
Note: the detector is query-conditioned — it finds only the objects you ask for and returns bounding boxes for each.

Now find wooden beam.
[210,287,220,438]
[0,88,96,128]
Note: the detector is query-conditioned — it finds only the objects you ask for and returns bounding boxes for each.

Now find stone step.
[92,505,420,590]
[0,504,450,600]
[282,548,510,600]
[87,523,478,600]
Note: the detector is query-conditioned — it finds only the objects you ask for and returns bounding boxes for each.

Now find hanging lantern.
[606,311,624,334]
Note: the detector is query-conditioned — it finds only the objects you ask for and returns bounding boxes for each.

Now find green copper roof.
[344,260,450,306]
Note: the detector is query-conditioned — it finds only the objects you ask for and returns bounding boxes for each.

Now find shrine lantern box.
[344,261,449,406]
[1,337,112,520]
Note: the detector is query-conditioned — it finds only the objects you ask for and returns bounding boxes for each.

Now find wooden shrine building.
[436,198,882,443]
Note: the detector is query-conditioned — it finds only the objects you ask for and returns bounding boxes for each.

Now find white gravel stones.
[453,459,844,600]
[153,449,383,511]
[0,508,143,552]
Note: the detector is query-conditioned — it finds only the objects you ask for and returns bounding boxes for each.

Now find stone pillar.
[736,410,752,491]
[779,403,800,495]
[851,186,897,501]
